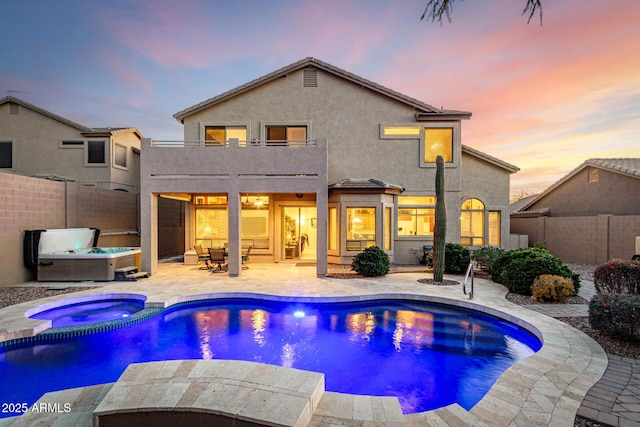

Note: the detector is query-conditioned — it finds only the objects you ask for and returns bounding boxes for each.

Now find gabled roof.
[1,96,94,132]
[519,158,640,212]
[173,57,472,122]
[0,96,143,138]
[462,145,520,173]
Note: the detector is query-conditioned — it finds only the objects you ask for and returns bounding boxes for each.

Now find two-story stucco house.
[0,96,142,192]
[140,57,519,277]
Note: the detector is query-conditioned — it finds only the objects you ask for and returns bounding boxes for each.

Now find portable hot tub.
[24,228,141,282]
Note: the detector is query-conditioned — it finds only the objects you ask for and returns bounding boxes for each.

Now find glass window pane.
[114,144,127,168]
[384,207,391,250]
[424,128,453,163]
[0,142,12,168]
[489,211,501,247]
[287,127,307,141]
[226,127,247,144]
[267,126,286,141]
[383,126,421,136]
[347,207,375,250]
[87,141,105,164]
[329,207,338,251]
[204,127,225,145]
[195,207,228,248]
[398,196,435,205]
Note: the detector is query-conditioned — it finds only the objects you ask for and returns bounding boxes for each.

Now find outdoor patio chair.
[242,246,252,270]
[208,247,228,272]
[193,245,210,270]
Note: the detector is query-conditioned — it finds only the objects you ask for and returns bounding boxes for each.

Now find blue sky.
[1,0,638,194]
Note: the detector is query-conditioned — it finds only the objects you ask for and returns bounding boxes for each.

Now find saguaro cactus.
[433,155,446,282]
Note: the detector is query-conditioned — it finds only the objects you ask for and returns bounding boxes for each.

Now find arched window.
[461,198,484,246]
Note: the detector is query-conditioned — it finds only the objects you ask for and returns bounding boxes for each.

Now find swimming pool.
[0,297,541,418]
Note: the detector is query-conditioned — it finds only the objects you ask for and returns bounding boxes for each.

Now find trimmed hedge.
[589,293,640,340]
[444,243,471,274]
[593,259,640,295]
[351,246,390,277]
[492,247,580,296]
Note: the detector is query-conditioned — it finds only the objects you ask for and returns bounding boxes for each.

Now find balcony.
[140,137,328,194]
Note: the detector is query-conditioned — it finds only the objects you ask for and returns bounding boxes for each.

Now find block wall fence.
[0,172,141,286]
[511,215,640,265]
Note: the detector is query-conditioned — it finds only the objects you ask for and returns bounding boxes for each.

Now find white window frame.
[113,142,128,170]
[200,122,250,146]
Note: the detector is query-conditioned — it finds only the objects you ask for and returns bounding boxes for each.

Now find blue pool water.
[0,298,541,417]
[29,299,145,328]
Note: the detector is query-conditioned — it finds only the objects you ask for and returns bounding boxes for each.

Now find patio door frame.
[274,200,317,262]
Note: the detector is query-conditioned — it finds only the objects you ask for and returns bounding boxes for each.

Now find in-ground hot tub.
[24,228,141,282]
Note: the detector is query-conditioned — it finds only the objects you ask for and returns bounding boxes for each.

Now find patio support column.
[227,189,241,277]
[316,189,328,277]
[141,191,158,275]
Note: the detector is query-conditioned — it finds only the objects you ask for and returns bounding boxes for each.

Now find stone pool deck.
[0,262,609,426]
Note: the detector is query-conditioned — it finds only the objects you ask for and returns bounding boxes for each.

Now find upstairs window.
[0,142,12,168]
[266,126,307,145]
[380,126,421,139]
[204,126,247,145]
[424,128,453,163]
[113,144,127,169]
[87,140,106,165]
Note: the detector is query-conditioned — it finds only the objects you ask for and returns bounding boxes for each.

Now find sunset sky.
[1,0,638,195]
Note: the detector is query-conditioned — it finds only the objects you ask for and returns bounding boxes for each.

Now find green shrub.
[589,293,640,340]
[351,246,390,277]
[492,247,580,296]
[444,243,470,274]
[531,274,575,302]
[472,246,505,275]
[593,259,640,295]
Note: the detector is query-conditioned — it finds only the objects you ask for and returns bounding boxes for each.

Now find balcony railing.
[151,139,318,148]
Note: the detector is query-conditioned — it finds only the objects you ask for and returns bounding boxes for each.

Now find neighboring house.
[140,57,519,277]
[0,96,142,192]
[511,158,640,264]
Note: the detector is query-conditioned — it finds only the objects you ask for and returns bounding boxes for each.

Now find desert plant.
[531,274,575,302]
[593,259,640,295]
[589,293,640,340]
[444,243,470,274]
[351,246,390,277]
[492,247,580,296]
[472,246,505,275]
[432,155,446,282]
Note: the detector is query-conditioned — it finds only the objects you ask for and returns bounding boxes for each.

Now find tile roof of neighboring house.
[462,145,520,173]
[1,97,143,138]
[328,179,405,192]
[173,57,472,122]
[509,194,539,214]
[87,127,144,138]
[518,158,640,212]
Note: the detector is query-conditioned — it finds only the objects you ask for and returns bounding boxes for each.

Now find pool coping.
[0,266,608,426]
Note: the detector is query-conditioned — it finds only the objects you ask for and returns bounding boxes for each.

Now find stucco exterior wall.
[0,101,141,192]
[527,167,640,216]
[181,69,463,193]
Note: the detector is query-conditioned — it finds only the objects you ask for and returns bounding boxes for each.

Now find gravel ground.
[0,264,634,427]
